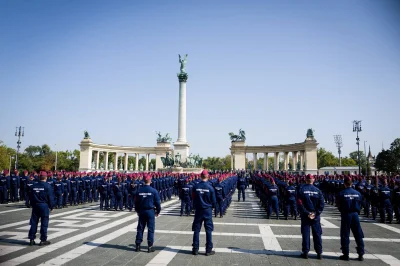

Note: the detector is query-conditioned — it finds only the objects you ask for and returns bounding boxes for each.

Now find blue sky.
[0,0,399,159]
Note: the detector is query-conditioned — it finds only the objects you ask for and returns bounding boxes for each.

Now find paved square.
[1,189,400,265]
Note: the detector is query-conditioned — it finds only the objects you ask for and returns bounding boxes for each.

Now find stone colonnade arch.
[79,137,172,171]
[230,135,318,174]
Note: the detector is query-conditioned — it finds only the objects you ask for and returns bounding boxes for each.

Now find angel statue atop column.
[179,54,188,74]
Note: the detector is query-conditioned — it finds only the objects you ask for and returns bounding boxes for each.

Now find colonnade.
[230,134,319,174]
[79,138,172,172]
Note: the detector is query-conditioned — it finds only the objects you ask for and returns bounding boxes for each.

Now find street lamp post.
[333,135,343,167]
[14,126,24,170]
[364,140,367,175]
[353,121,362,175]
[9,156,14,173]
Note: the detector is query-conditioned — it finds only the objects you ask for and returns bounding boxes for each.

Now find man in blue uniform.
[237,174,246,202]
[337,176,365,261]
[54,174,64,209]
[180,179,192,216]
[135,174,161,253]
[379,179,393,224]
[284,179,298,220]
[191,170,216,256]
[28,171,54,246]
[297,174,324,260]
[213,178,224,218]
[10,170,20,202]
[267,179,280,220]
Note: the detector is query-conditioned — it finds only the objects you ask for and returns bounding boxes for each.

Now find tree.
[317,148,338,168]
[375,149,396,174]
[341,157,357,166]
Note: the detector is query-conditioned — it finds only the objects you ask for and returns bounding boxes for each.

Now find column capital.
[177,73,188,82]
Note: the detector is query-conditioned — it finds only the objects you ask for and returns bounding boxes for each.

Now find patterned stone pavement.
[1,189,400,266]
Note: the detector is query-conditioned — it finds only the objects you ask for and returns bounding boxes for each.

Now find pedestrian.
[135,174,161,253]
[191,169,216,256]
[28,171,54,246]
[297,174,324,260]
[337,176,365,261]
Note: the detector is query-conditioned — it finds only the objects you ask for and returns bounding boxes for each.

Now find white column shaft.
[177,81,187,143]
[105,152,109,171]
[124,153,128,171]
[135,153,139,171]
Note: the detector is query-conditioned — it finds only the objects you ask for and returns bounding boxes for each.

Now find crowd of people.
[249,171,400,224]
[3,168,400,260]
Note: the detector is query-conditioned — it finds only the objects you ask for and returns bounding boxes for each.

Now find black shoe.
[206,250,215,256]
[135,245,141,252]
[266,216,270,219]
[317,253,322,260]
[192,249,199,255]
[29,240,36,246]
[220,215,223,218]
[340,255,349,261]
[294,216,297,220]
[39,241,51,246]
[300,253,308,259]
[187,214,189,216]
[358,255,364,261]
[285,217,288,220]
[148,246,155,253]
[180,214,183,217]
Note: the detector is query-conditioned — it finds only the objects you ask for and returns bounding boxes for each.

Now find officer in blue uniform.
[135,174,161,253]
[284,179,297,220]
[297,174,324,260]
[10,170,20,202]
[379,178,393,223]
[267,179,280,219]
[180,179,192,216]
[62,173,70,208]
[237,174,246,201]
[0,170,10,204]
[213,178,225,218]
[70,174,78,206]
[191,170,216,256]
[28,171,54,246]
[25,175,37,207]
[337,176,365,261]
[99,177,109,211]
[54,174,64,209]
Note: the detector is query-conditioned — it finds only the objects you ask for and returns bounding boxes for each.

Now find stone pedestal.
[231,141,246,170]
[173,142,190,163]
[304,137,318,174]
[156,142,171,170]
[79,138,93,171]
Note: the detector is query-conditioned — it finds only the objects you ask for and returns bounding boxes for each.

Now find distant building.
[318,166,378,176]
[367,145,375,165]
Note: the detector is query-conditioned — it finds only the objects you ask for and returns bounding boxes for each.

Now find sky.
[0,0,399,159]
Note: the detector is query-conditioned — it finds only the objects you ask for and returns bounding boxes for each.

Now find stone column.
[114,152,118,171]
[124,153,128,171]
[95,151,99,170]
[135,153,139,171]
[283,152,289,171]
[264,153,268,170]
[274,152,279,170]
[293,151,298,171]
[145,154,149,171]
[105,152,109,171]
[299,151,304,171]
[174,72,190,163]
[253,153,257,170]
[231,153,234,170]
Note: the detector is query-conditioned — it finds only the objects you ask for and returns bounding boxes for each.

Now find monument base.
[157,167,203,174]
[173,142,190,163]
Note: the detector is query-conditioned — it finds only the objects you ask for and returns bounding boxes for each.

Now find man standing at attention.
[192,169,216,256]
[297,174,324,259]
[135,174,161,253]
[28,171,53,246]
[337,176,365,261]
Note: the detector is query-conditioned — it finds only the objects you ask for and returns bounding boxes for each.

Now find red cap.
[306,174,314,179]
[3,170,9,175]
[201,169,209,177]
[144,174,152,182]
[40,171,47,177]
[344,176,352,182]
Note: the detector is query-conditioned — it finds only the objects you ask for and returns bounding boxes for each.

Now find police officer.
[54,174,64,209]
[213,178,224,218]
[28,171,54,246]
[191,170,216,256]
[379,178,393,224]
[237,173,246,202]
[336,176,365,261]
[284,180,298,220]
[297,174,324,260]
[135,174,161,253]
[180,179,192,216]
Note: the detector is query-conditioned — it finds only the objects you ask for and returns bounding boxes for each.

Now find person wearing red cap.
[9,170,20,202]
[25,174,37,208]
[297,174,325,259]
[20,170,29,202]
[134,174,161,253]
[28,171,54,246]
[191,169,216,256]
[336,176,365,261]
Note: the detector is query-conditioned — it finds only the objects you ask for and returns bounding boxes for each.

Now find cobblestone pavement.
[1,189,400,266]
